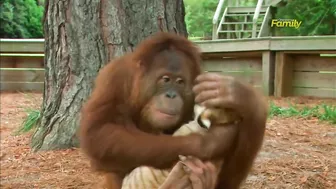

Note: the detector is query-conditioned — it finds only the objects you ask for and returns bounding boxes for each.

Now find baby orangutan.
[121,105,241,189]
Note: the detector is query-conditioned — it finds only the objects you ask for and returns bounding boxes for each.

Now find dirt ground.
[0,92,335,189]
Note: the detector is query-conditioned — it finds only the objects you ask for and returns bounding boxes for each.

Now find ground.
[0,92,335,189]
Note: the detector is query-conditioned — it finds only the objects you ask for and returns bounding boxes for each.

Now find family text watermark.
[271,19,302,29]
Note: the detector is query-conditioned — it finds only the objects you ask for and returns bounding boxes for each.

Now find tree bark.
[31,0,188,151]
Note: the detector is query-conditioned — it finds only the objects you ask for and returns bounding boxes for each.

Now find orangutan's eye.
[162,75,170,83]
[176,78,184,85]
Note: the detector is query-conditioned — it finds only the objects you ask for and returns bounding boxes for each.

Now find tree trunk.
[31,0,188,151]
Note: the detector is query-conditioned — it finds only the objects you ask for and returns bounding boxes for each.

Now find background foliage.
[0,0,335,38]
[275,0,336,36]
[0,0,44,38]
[185,0,218,38]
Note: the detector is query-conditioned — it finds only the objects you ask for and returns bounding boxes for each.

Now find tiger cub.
[121,105,240,189]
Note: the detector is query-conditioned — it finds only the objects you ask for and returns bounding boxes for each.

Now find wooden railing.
[1,36,336,98]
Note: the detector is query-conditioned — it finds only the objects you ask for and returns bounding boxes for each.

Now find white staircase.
[212,0,283,40]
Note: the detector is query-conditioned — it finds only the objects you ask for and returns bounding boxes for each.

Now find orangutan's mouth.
[156,109,179,117]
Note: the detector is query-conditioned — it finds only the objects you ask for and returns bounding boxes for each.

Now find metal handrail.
[258,7,271,37]
[216,7,228,35]
[252,0,264,38]
[212,0,226,39]
[212,0,226,25]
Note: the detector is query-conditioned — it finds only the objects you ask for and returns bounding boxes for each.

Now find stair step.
[225,13,265,17]
[220,26,262,29]
[218,30,254,33]
[221,22,254,25]
[267,0,283,6]
[227,6,268,14]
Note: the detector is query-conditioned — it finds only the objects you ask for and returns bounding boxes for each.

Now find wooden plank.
[0,39,45,42]
[1,36,335,55]
[205,71,262,86]
[284,51,336,55]
[196,38,270,53]
[0,39,44,53]
[202,51,262,59]
[320,54,336,57]
[196,36,336,53]
[202,57,262,71]
[0,82,44,92]
[274,52,294,97]
[270,36,336,51]
[293,72,336,88]
[0,57,15,68]
[0,69,44,82]
[1,68,44,71]
[0,56,44,68]
[293,55,336,72]
[293,87,336,98]
[15,57,44,68]
[0,53,44,57]
[262,51,275,95]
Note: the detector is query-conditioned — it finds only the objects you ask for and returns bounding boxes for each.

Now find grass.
[269,102,336,124]
[17,101,336,134]
[17,108,41,134]
[318,104,336,124]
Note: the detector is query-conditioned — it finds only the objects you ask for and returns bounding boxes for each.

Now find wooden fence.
[1,36,335,98]
[275,53,336,98]
[0,39,44,91]
[197,36,336,98]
